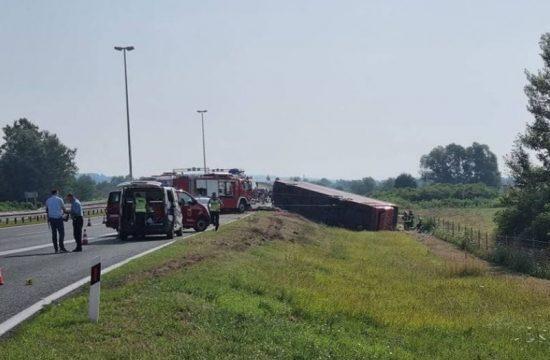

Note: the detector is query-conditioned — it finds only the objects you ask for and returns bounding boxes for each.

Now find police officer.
[45,189,67,253]
[66,193,84,252]
[208,192,223,231]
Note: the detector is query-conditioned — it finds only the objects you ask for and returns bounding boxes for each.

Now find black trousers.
[49,218,65,251]
[211,212,220,230]
[73,216,84,250]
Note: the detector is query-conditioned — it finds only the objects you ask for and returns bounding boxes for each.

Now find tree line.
[306,141,501,197]
[0,119,126,205]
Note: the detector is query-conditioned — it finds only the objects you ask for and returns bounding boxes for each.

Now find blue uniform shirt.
[45,195,65,219]
[70,198,83,217]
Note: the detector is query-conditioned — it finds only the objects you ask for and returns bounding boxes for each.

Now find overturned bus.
[272,180,398,231]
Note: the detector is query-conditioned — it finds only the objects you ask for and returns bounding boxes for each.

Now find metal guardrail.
[0,201,106,226]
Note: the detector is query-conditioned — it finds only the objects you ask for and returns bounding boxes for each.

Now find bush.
[419,217,436,232]
[495,187,550,242]
[376,183,501,209]
[491,246,537,275]
[0,201,36,212]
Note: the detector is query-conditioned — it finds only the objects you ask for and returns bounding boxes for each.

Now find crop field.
[1,212,549,359]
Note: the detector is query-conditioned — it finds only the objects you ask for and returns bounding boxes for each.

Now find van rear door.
[106,190,121,229]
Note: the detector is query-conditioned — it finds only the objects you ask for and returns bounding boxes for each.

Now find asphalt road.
[0,213,245,325]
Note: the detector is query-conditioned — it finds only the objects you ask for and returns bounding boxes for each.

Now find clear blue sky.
[1,0,549,179]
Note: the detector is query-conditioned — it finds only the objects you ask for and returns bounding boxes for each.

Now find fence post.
[485,233,488,251]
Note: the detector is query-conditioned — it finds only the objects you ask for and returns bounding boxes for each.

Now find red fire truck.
[152,168,253,213]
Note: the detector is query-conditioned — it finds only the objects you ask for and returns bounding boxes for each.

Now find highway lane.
[0,213,245,325]
[0,217,107,253]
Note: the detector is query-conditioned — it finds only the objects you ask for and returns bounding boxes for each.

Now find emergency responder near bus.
[208,192,223,231]
[134,192,147,236]
[45,189,68,253]
[66,193,84,252]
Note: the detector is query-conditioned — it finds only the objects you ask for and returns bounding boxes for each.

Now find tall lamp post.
[114,45,135,179]
[197,110,208,174]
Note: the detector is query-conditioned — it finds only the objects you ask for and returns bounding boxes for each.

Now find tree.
[465,143,501,187]
[349,177,376,195]
[496,33,550,241]
[420,143,500,186]
[378,177,395,191]
[313,178,332,187]
[69,175,97,201]
[394,173,417,188]
[0,119,77,201]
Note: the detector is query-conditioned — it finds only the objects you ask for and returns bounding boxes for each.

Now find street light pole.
[114,46,135,180]
[197,110,208,174]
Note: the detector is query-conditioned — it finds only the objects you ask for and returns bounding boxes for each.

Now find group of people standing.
[45,189,84,253]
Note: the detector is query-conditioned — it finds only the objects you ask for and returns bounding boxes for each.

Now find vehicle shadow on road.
[87,236,169,246]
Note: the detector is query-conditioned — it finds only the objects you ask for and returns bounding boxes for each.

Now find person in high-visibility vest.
[208,192,223,231]
[134,192,147,236]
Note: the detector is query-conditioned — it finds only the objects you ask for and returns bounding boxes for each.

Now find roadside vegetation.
[0,201,35,212]
[376,183,501,209]
[493,34,550,244]
[2,212,549,359]
[0,119,127,205]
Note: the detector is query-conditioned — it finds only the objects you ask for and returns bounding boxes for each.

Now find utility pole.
[197,110,208,174]
[114,46,135,179]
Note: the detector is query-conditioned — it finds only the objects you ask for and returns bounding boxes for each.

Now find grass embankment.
[2,212,549,359]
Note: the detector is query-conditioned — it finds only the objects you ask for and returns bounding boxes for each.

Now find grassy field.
[2,212,549,359]
[417,207,501,235]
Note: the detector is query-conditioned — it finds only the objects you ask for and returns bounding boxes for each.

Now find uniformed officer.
[208,192,223,231]
[66,193,84,252]
[45,189,68,253]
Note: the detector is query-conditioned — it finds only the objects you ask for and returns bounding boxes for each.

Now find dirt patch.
[212,211,319,252]
[149,254,207,278]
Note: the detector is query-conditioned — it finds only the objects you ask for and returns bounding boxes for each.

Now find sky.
[1,0,549,180]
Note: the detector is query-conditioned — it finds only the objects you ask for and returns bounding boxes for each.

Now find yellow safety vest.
[209,199,222,212]
[135,197,147,213]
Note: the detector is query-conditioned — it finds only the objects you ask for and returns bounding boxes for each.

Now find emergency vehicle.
[152,168,253,213]
[117,181,183,240]
[105,182,210,234]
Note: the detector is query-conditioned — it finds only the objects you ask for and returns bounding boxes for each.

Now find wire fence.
[426,217,550,276]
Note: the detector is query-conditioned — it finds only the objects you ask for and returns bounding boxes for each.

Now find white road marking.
[0,215,249,337]
[0,233,118,257]
[0,217,104,232]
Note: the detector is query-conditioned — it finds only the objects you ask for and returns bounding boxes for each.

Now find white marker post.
[89,256,101,322]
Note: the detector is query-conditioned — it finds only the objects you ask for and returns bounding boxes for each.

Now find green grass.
[418,207,500,235]
[2,212,549,359]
